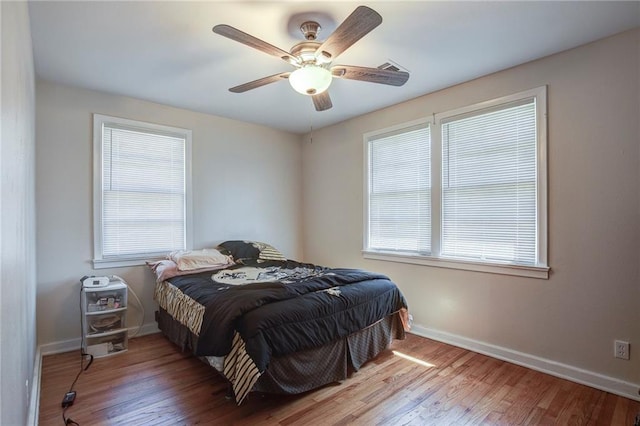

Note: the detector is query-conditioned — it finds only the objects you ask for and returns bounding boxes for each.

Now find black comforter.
[167,260,407,372]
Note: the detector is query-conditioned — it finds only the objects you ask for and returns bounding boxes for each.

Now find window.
[93,114,192,268]
[364,87,548,278]
[367,120,431,254]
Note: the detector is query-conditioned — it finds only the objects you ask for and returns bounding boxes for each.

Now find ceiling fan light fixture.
[289,65,332,96]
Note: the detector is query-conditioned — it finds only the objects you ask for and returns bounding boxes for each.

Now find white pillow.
[147,260,230,282]
[169,248,233,271]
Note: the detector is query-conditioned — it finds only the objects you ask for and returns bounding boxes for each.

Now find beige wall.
[301,30,640,387]
[35,81,303,346]
[1,2,38,424]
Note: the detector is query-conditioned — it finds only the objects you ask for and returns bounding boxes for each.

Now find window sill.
[362,250,549,279]
[93,256,162,269]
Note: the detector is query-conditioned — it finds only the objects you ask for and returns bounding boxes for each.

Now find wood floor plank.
[38,332,639,425]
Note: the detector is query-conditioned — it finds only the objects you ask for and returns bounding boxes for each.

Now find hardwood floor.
[39,333,639,425]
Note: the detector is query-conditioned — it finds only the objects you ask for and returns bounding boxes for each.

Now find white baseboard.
[411,324,640,402]
[27,346,42,426]
[39,322,160,356]
[127,322,160,339]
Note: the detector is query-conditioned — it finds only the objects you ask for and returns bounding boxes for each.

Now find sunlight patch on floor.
[392,351,436,368]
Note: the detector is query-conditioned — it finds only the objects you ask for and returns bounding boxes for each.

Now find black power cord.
[61,351,93,426]
[62,406,79,426]
[61,284,96,425]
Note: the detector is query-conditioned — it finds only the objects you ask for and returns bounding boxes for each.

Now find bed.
[149,241,409,404]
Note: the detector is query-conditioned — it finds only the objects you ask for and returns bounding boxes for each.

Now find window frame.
[363,117,433,255]
[92,114,193,269]
[363,87,549,279]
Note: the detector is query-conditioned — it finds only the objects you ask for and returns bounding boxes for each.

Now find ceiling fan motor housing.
[290,41,323,64]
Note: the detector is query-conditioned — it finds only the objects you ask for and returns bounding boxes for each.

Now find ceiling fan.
[212,6,409,112]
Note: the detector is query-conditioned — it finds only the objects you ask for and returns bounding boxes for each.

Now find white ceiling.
[29,1,639,134]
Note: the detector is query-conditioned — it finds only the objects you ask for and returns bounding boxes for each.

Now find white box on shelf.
[86,343,109,357]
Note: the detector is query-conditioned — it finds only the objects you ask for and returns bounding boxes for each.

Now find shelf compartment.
[86,330,128,357]
[85,306,127,316]
[86,289,126,312]
[86,311,126,335]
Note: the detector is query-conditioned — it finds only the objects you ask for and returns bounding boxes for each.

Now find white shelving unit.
[81,280,128,357]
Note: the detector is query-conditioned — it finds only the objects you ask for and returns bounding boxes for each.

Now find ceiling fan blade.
[312,91,332,111]
[213,24,299,66]
[229,72,291,93]
[315,6,382,62]
[331,65,409,86]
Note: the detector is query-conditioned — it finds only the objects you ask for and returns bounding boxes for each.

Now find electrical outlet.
[614,340,630,360]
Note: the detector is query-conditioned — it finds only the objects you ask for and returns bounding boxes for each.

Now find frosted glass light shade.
[289,66,332,96]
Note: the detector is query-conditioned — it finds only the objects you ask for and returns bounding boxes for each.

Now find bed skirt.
[155,308,405,399]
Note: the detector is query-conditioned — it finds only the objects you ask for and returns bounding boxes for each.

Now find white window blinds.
[441,99,537,264]
[367,124,431,254]
[100,123,187,258]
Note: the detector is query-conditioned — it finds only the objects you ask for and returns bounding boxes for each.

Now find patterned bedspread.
[154,259,407,403]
